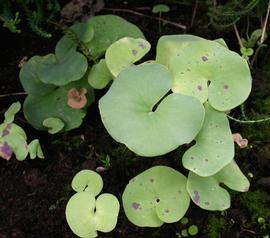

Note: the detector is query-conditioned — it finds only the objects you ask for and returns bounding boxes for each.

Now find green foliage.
[152,4,170,13]
[20,15,145,134]
[206,214,227,238]
[122,166,190,227]
[0,0,60,37]
[66,170,120,238]
[0,102,44,161]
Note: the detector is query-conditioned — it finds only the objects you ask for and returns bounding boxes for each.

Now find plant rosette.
[0,102,44,161]
[66,170,120,238]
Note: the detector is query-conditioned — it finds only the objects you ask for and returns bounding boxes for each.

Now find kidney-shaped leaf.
[187,160,250,211]
[86,15,146,58]
[99,63,205,156]
[72,170,103,196]
[105,37,151,77]
[23,77,94,132]
[37,51,88,86]
[42,117,65,134]
[156,35,252,111]
[122,166,190,227]
[182,103,234,176]
[19,56,56,95]
[28,139,44,159]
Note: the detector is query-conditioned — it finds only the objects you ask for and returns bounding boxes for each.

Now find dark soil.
[1,1,270,238]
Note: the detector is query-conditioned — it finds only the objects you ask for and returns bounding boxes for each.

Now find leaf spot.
[193,191,200,204]
[202,56,208,61]
[150,178,154,183]
[67,88,87,109]
[0,142,13,160]
[197,85,203,91]
[204,201,210,206]
[2,124,12,137]
[165,209,169,213]
[132,202,140,210]
[224,85,229,89]
[132,49,138,55]
[138,42,146,49]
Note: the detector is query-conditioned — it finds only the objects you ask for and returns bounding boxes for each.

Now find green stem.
[227,115,270,124]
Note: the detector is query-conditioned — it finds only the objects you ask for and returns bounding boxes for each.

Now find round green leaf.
[182,103,234,176]
[152,4,170,13]
[240,47,254,56]
[187,160,250,211]
[122,166,190,227]
[4,102,21,124]
[86,15,146,58]
[43,117,65,134]
[66,192,97,238]
[99,63,205,156]
[95,193,120,232]
[156,35,252,111]
[37,51,88,86]
[23,77,94,132]
[19,56,56,95]
[55,21,94,59]
[188,225,199,236]
[88,59,113,89]
[72,170,103,196]
[105,37,151,77]
[28,139,44,159]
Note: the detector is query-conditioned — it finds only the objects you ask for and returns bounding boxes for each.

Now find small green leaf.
[240,47,254,56]
[88,59,113,89]
[28,139,44,159]
[43,117,65,134]
[4,102,21,124]
[152,4,170,13]
[188,225,198,236]
[105,37,151,77]
[180,217,189,225]
[71,170,103,196]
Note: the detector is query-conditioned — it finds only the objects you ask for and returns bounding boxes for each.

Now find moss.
[205,213,227,238]
[239,190,270,221]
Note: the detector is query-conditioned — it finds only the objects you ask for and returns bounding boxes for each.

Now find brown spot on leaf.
[197,85,202,91]
[202,56,208,61]
[132,202,140,210]
[205,201,210,206]
[0,142,13,160]
[67,88,87,109]
[132,49,138,55]
[165,209,169,213]
[138,42,145,49]
[205,159,209,162]
[224,85,229,89]
[232,133,248,149]
[2,124,12,137]
[150,178,154,183]
[193,191,200,204]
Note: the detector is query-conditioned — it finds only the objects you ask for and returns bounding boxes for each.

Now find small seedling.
[152,4,170,33]
[66,170,120,238]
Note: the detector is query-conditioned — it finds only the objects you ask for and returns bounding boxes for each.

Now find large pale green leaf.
[86,15,146,58]
[182,103,234,176]
[72,170,103,196]
[0,123,26,139]
[23,77,94,132]
[122,166,190,227]
[105,37,151,77]
[187,160,250,211]
[56,21,94,59]
[88,59,113,89]
[156,35,252,111]
[37,51,88,86]
[99,63,204,156]
[19,56,56,95]
[66,192,97,238]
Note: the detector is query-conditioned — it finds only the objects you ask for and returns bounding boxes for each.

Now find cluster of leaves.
[19,15,145,134]
[0,0,60,37]
[0,102,43,161]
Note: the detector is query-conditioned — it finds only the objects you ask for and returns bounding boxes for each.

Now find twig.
[0,92,27,98]
[190,0,198,28]
[233,24,244,48]
[260,0,270,44]
[102,7,187,30]
[227,115,270,124]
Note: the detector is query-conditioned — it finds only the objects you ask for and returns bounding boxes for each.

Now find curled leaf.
[67,88,88,109]
[232,133,248,148]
